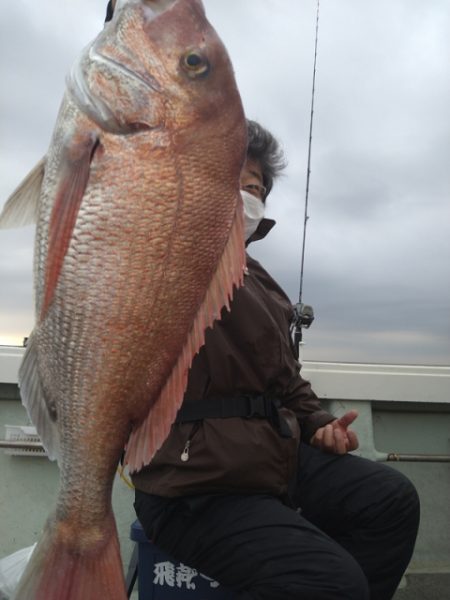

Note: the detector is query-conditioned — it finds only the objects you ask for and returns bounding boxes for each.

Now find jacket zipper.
[180,421,201,462]
[181,440,191,462]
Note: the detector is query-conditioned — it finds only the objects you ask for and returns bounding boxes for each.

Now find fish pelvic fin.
[40,134,100,320]
[0,157,45,228]
[18,332,60,462]
[12,512,127,600]
[125,197,246,472]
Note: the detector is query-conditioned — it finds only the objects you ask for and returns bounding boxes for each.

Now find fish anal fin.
[0,157,46,229]
[41,136,100,320]
[18,332,60,462]
[125,200,246,472]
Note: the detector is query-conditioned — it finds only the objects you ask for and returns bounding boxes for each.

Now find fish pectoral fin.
[0,157,46,228]
[41,134,100,320]
[125,199,246,472]
[18,332,60,462]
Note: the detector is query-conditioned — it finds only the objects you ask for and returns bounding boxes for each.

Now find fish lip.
[67,43,163,133]
[90,46,163,94]
[67,47,117,130]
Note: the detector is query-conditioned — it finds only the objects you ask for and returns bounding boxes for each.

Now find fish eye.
[181,50,210,78]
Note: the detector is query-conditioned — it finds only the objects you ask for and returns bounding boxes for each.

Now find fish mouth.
[90,46,162,94]
[67,0,182,132]
[96,0,180,93]
[67,43,163,134]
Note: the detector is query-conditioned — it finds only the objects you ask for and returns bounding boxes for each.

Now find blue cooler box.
[130,521,235,599]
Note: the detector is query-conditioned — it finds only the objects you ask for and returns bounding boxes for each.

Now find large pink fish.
[0,1,246,598]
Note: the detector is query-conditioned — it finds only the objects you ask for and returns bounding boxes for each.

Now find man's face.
[240,158,266,202]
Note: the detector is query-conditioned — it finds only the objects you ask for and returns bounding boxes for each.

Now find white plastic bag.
[0,544,36,599]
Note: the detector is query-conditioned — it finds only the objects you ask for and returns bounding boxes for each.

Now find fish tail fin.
[12,513,127,600]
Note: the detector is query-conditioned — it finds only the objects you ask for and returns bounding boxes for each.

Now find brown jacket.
[132,251,335,498]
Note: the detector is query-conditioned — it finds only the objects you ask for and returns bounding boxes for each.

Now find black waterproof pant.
[134,443,420,600]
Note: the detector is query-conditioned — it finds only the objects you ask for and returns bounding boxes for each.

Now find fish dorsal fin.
[0,157,46,228]
[125,201,246,472]
[18,333,60,462]
[41,137,99,320]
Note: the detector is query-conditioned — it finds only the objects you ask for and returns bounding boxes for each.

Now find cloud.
[0,0,449,365]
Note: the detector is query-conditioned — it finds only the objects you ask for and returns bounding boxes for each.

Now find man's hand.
[310,410,359,454]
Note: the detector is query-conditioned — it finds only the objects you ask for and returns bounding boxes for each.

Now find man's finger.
[333,428,347,454]
[311,427,323,447]
[346,429,359,451]
[322,424,335,450]
[336,410,358,430]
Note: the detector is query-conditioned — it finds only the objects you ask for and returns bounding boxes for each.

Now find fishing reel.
[291,303,314,352]
[293,303,314,330]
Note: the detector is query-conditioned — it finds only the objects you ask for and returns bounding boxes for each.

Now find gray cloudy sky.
[0,1,449,365]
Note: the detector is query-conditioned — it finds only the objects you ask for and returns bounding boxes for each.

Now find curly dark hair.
[246,119,286,199]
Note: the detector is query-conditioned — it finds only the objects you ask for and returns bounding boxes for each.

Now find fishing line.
[117,464,134,489]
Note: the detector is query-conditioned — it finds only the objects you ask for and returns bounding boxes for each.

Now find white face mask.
[241,190,265,241]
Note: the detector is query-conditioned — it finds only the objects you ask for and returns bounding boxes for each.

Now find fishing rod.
[293,0,320,351]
